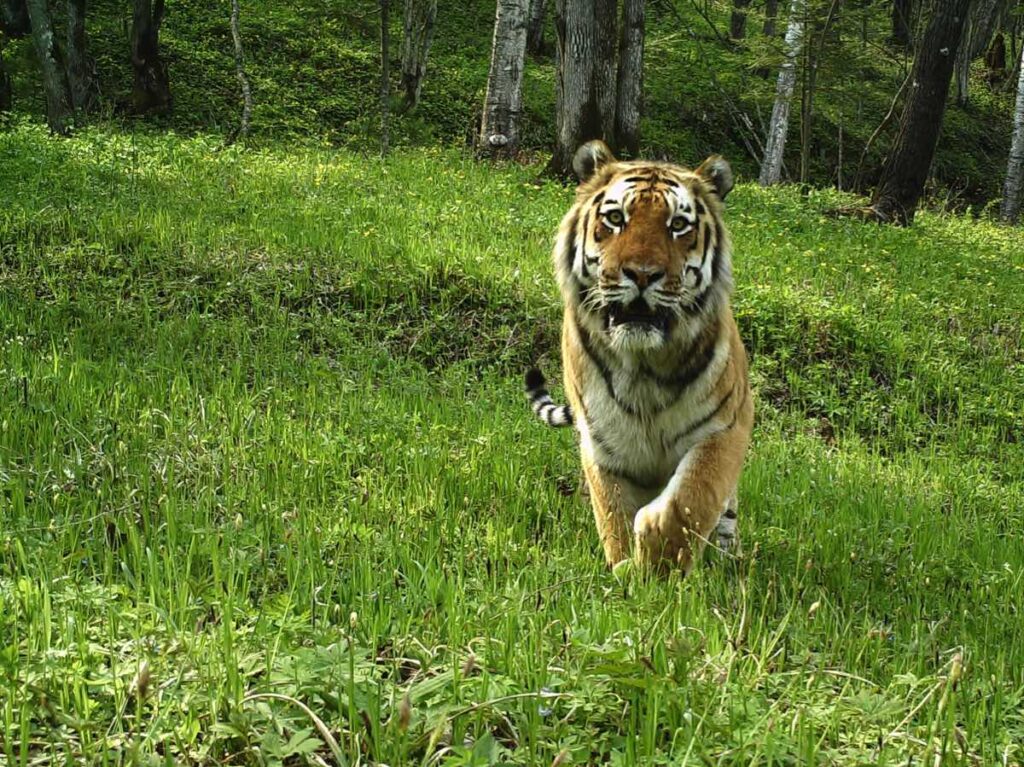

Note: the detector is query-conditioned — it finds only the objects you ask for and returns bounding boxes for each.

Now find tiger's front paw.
[633,501,693,573]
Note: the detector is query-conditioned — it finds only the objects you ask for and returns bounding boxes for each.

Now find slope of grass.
[1,126,1023,765]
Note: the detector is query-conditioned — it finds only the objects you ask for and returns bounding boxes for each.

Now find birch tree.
[25,0,72,133]
[1001,43,1024,223]
[759,0,805,186]
[871,0,972,225]
[399,0,436,110]
[479,0,529,158]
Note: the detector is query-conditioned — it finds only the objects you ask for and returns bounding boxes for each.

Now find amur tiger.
[526,140,753,574]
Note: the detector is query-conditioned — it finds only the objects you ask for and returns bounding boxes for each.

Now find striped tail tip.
[524,367,574,428]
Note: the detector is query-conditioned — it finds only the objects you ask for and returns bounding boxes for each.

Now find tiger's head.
[555,140,734,353]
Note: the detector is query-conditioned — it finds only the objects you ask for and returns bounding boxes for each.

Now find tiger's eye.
[605,210,625,227]
[671,216,690,232]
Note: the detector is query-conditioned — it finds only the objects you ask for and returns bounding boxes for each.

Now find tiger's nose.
[622,266,666,289]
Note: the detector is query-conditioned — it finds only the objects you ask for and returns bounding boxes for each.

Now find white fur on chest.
[578,333,730,488]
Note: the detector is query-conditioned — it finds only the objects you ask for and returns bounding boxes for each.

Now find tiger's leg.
[581,454,653,566]
[633,424,749,574]
[714,491,740,555]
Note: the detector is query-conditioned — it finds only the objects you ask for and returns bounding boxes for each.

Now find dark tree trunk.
[730,0,751,40]
[1,0,30,38]
[985,32,1006,84]
[65,0,95,112]
[891,0,912,46]
[399,0,436,111]
[479,0,529,158]
[25,0,72,133]
[380,0,390,156]
[872,0,973,225]
[763,0,779,37]
[527,0,547,54]
[0,32,11,112]
[614,0,644,157]
[131,0,171,114]
[547,0,618,177]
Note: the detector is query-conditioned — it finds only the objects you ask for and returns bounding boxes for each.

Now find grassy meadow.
[1,124,1023,765]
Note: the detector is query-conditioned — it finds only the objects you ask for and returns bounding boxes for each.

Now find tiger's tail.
[524,368,574,428]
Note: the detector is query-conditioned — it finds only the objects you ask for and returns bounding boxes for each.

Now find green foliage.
[1,126,1023,765]
[2,0,1016,204]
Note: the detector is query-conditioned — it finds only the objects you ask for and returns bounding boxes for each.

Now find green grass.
[1,125,1023,765]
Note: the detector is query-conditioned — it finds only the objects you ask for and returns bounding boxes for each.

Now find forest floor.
[1,126,1023,765]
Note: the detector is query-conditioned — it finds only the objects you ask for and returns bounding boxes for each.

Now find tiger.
[525,140,753,574]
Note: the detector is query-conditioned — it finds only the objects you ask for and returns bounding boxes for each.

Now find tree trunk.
[228,0,252,143]
[763,0,779,37]
[25,0,72,133]
[891,0,912,47]
[399,0,436,110]
[799,0,841,184]
[1,0,30,38]
[527,0,547,54]
[131,0,170,114]
[547,0,618,177]
[0,31,11,112]
[872,0,972,225]
[759,0,804,186]
[65,0,95,112]
[380,0,390,157]
[479,0,529,158]
[730,0,751,40]
[954,0,1005,104]
[614,0,644,157]
[1000,42,1024,222]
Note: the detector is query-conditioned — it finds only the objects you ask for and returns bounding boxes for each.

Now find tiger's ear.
[573,140,616,183]
[696,155,734,200]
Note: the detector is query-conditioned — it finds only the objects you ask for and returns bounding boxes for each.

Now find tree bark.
[227,0,252,143]
[65,0,95,112]
[954,0,1006,104]
[614,0,644,157]
[891,0,912,47]
[527,0,547,54]
[1000,42,1024,222]
[759,0,804,186]
[730,0,751,40]
[0,31,11,112]
[131,0,170,114]
[763,0,779,37]
[380,0,390,157]
[25,0,72,133]
[479,0,529,158]
[399,0,436,110]
[872,0,972,225]
[1,0,30,38]
[547,0,618,177]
